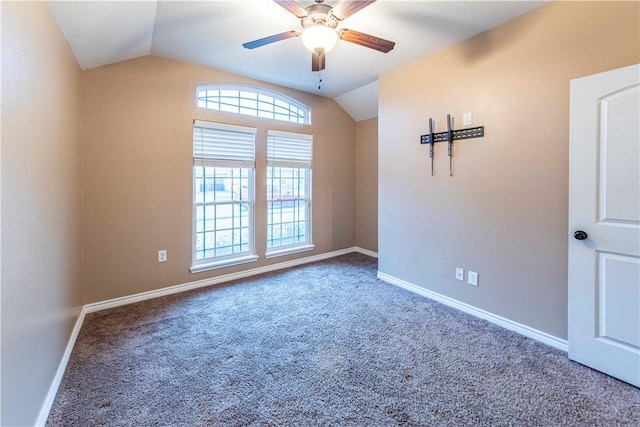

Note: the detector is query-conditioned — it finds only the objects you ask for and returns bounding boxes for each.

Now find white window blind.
[267,130,312,168]
[193,120,256,168]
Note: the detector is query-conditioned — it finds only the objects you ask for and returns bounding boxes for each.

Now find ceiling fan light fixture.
[301,24,339,54]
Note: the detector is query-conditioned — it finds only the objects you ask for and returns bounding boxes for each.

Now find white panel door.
[568,63,640,387]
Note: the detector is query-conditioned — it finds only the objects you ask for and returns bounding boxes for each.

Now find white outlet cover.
[468,271,478,286]
[158,250,167,262]
[456,268,464,281]
[463,112,473,126]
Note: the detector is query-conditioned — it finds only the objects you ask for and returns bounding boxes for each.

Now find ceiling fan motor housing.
[301,4,338,29]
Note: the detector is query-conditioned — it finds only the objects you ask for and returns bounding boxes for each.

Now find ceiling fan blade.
[273,0,308,18]
[243,30,300,49]
[312,51,326,72]
[331,0,376,21]
[339,29,395,53]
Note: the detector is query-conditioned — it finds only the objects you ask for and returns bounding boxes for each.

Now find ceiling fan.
[242,0,395,72]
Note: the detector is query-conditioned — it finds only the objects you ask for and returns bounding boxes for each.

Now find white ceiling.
[49,0,548,121]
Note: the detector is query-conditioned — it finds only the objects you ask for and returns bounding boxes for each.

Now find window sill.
[265,244,315,259]
[190,254,259,274]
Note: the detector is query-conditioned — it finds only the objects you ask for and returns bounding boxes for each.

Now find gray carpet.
[47,253,640,426]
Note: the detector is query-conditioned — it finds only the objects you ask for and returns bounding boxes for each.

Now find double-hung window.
[191,120,257,272]
[266,130,314,258]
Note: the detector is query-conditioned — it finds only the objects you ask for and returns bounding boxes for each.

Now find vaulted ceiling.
[49,0,548,120]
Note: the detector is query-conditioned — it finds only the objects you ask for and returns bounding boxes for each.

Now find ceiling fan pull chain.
[318,73,323,90]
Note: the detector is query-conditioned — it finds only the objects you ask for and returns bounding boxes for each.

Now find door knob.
[574,230,588,240]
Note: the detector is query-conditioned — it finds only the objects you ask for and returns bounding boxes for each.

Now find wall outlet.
[468,271,478,286]
[463,112,473,126]
[158,250,167,263]
[455,268,464,281]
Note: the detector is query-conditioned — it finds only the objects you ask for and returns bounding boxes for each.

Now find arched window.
[196,84,311,125]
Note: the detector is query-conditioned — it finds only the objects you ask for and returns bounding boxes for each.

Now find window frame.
[196,83,311,125]
[190,120,258,273]
[265,130,314,258]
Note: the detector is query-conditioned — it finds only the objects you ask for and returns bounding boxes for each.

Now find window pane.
[220,103,239,114]
[193,165,253,263]
[258,101,273,113]
[205,231,215,250]
[258,94,273,103]
[240,91,257,100]
[274,105,289,115]
[199,84,311,124]
[240,98,257,109]
[221,89,238,97]
[196,233,204,251]
[267,166,309,249]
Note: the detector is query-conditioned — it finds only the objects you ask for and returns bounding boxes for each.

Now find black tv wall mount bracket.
[420,126,485,144]
[420,115,484,176]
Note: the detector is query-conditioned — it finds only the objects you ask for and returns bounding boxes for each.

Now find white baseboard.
[354,247,378,258]
[35,306,88,427]
[85,247,365,313]
[377,271,568,352]
[35,246,376,425]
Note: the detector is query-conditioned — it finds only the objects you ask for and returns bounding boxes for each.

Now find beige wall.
[355,118,378,252]
[1,2,83,425]
[82,56,356,303]
[378,1,639,339]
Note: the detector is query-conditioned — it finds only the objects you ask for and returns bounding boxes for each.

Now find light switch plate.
[456,268,464,281]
